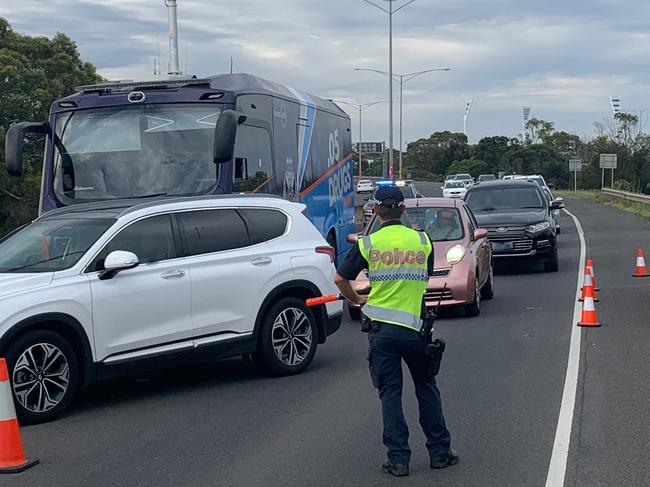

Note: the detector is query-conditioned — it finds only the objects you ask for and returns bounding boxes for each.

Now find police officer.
[334,186,458,477]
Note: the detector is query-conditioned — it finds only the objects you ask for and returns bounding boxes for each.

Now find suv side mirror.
[474,228,488,240]
[550,200,565,211]
[5,122,47,176]
[99,251,139,280]
[213,110,247,164]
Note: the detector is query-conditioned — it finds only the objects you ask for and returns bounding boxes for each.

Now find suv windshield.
[445,181,465,188]
[456,174,472,180]
[370,185,416,200]
[53,104,222,201]
[466,186,545,211]
[0,218,114,273]
[369,207,464,242]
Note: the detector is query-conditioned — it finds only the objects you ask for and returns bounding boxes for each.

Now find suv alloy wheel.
[256,297,318,375]
[6,329,79,424]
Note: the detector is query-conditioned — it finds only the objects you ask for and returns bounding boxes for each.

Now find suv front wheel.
[5,329,79,424]
[256,297,318,376]
[544,243,559,272]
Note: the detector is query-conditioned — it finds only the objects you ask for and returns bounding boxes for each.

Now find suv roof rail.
[38,194,284,220]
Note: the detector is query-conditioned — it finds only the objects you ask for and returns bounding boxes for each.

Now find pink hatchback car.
[347,197,494,317]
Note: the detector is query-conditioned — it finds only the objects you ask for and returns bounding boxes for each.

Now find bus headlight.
[445,244,466,265]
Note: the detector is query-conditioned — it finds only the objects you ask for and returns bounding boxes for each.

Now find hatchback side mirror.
[213,110,247,164]
[474,228,488,240]
[99,251,139,280]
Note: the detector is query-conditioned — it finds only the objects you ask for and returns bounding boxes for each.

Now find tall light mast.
[165,0,181,75]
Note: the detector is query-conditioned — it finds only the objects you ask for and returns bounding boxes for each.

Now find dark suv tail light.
[315,245,336,263]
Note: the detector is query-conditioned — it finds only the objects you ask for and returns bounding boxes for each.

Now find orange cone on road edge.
[586,259,600,291]
[577,286,601,327]
[0,358,38,474]
[633,248,650,277]
[579,267,599,302]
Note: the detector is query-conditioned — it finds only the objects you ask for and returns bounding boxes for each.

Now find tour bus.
[5,73,355,258]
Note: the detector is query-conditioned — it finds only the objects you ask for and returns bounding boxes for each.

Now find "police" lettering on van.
[328,162,352,206]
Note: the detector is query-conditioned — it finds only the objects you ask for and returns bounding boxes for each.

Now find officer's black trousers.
[368,323,452,465]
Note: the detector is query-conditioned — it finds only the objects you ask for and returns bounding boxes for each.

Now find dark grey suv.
[464,180,564,272]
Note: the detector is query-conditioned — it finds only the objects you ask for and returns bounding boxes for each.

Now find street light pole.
[336,100,387,177]
[360,0,418,178]
[355,67,450,178]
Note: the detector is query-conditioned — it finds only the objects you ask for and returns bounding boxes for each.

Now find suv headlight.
[526,221,551,233]
[445,244,466,265]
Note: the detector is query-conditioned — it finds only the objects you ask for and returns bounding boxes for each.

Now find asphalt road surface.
[12,191,650,487]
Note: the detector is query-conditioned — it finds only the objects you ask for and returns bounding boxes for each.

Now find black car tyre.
[348,305,361,321]
[5,329,79,424]
[464,277,481,317]
[480,264,495,300]
[256,297,318,376]
[544,243,559,272]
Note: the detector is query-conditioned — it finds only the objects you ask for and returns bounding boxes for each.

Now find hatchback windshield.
[369,207,464,242]
[0,218,114,273]
[370,185,416,199]
[466,187,545,211]
[53,104,222,201]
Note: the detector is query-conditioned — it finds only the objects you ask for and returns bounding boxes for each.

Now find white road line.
[544,209,586,487]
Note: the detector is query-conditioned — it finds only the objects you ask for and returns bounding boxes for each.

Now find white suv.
[0,195,343,423]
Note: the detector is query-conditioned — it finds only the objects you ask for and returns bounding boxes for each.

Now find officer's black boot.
[382,461,409,477]
[430,450,459,469]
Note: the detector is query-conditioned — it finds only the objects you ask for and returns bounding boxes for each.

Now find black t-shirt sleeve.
[336,244,368,280]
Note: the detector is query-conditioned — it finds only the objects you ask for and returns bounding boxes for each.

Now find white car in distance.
[442,180,468,198]
[0,195,343,424]
[356,179,374,193]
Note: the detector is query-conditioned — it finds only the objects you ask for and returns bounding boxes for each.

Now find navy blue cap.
[373,186,405,208]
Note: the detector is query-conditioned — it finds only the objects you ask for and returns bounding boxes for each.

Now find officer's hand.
[354,295,368,306]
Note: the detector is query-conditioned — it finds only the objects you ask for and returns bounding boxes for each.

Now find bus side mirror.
[5,122,47,176]
[213,110,247,164]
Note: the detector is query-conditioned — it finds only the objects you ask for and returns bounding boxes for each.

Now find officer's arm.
[334,245,368,305]
[424,232,435,276]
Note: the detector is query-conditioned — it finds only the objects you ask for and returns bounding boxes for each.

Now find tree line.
[359,114,650,194]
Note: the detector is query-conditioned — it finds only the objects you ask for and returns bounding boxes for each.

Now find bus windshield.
[53,104,222,201]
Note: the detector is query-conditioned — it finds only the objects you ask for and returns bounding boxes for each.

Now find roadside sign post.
[569,158,582,191]
[599,154,618,189]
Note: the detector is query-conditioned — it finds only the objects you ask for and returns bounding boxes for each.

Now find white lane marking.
[545,209,586,487]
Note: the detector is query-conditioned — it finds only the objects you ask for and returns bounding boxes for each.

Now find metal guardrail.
[601,188,650,204]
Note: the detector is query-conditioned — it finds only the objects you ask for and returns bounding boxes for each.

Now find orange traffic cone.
[586,259,599,291]
[0,359,38,474]
[577,286,601,327]
[579,267,599,302]
[633,248,650,277]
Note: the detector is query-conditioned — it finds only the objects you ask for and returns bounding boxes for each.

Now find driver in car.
[427,210,462,241]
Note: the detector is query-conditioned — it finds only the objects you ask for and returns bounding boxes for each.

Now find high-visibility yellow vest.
[358,224,431,331]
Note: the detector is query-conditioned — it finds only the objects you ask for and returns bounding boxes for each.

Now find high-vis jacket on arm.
[358,225,431,331]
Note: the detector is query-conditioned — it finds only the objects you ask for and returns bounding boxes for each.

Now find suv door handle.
[160,270,185,279]
[250,257,273,266]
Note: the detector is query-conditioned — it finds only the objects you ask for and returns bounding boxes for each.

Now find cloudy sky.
[2,0,650,146]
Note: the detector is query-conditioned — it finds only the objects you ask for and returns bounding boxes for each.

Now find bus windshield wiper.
[111,192,169,199]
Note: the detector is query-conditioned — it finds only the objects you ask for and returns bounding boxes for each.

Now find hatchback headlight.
[445,244,466,265]
[526,221,550,233]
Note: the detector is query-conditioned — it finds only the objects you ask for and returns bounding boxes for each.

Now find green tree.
[0,18,102,235]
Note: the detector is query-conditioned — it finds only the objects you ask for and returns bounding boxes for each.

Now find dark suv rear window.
[238,209,288,245]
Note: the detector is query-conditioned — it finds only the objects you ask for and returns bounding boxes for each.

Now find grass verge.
[556,189,650,220]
